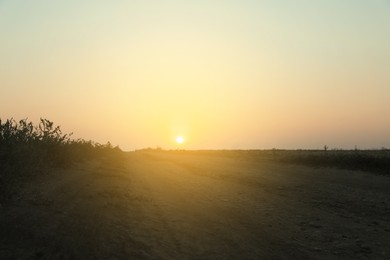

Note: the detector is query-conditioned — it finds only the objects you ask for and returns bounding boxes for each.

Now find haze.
[1,1,389,150]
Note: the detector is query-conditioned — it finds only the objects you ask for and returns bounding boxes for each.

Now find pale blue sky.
[1,1,389,150]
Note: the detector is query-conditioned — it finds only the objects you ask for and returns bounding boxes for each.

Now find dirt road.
[1,151,389,259]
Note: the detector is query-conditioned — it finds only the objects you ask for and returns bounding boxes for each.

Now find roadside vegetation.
[139,148,390,175]
[271,149,390,174]
[0,118,122,200]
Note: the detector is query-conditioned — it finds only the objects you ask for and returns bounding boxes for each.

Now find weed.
[0,118,122,200]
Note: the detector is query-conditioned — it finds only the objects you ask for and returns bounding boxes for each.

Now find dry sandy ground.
[1,151,390,259]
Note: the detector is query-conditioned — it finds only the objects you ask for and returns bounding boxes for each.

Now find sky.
[1,0,389,150]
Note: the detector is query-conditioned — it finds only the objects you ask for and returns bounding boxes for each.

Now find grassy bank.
[0,118,122,201]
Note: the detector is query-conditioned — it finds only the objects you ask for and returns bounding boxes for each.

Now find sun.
[175,136,185,144]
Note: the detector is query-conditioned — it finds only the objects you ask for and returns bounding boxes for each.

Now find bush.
[0,118,122,200]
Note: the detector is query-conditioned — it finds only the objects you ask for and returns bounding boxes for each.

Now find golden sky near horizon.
[1,1,389,150]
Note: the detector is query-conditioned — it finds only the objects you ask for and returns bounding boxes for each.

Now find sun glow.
[176,136,185,144]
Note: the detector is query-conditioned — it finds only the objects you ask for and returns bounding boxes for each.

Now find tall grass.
[0,118,122,200]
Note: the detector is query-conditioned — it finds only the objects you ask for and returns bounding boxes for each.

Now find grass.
[0,118,123,201]
[139,148,390,175]
[270,149,390,174]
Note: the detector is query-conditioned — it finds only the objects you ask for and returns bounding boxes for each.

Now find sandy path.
[126,153,312,259]
[1,151,389,259]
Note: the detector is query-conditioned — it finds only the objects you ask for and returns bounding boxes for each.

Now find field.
[1,149,389,259]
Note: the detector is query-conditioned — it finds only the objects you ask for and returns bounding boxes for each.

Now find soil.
[1,151,389,259]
